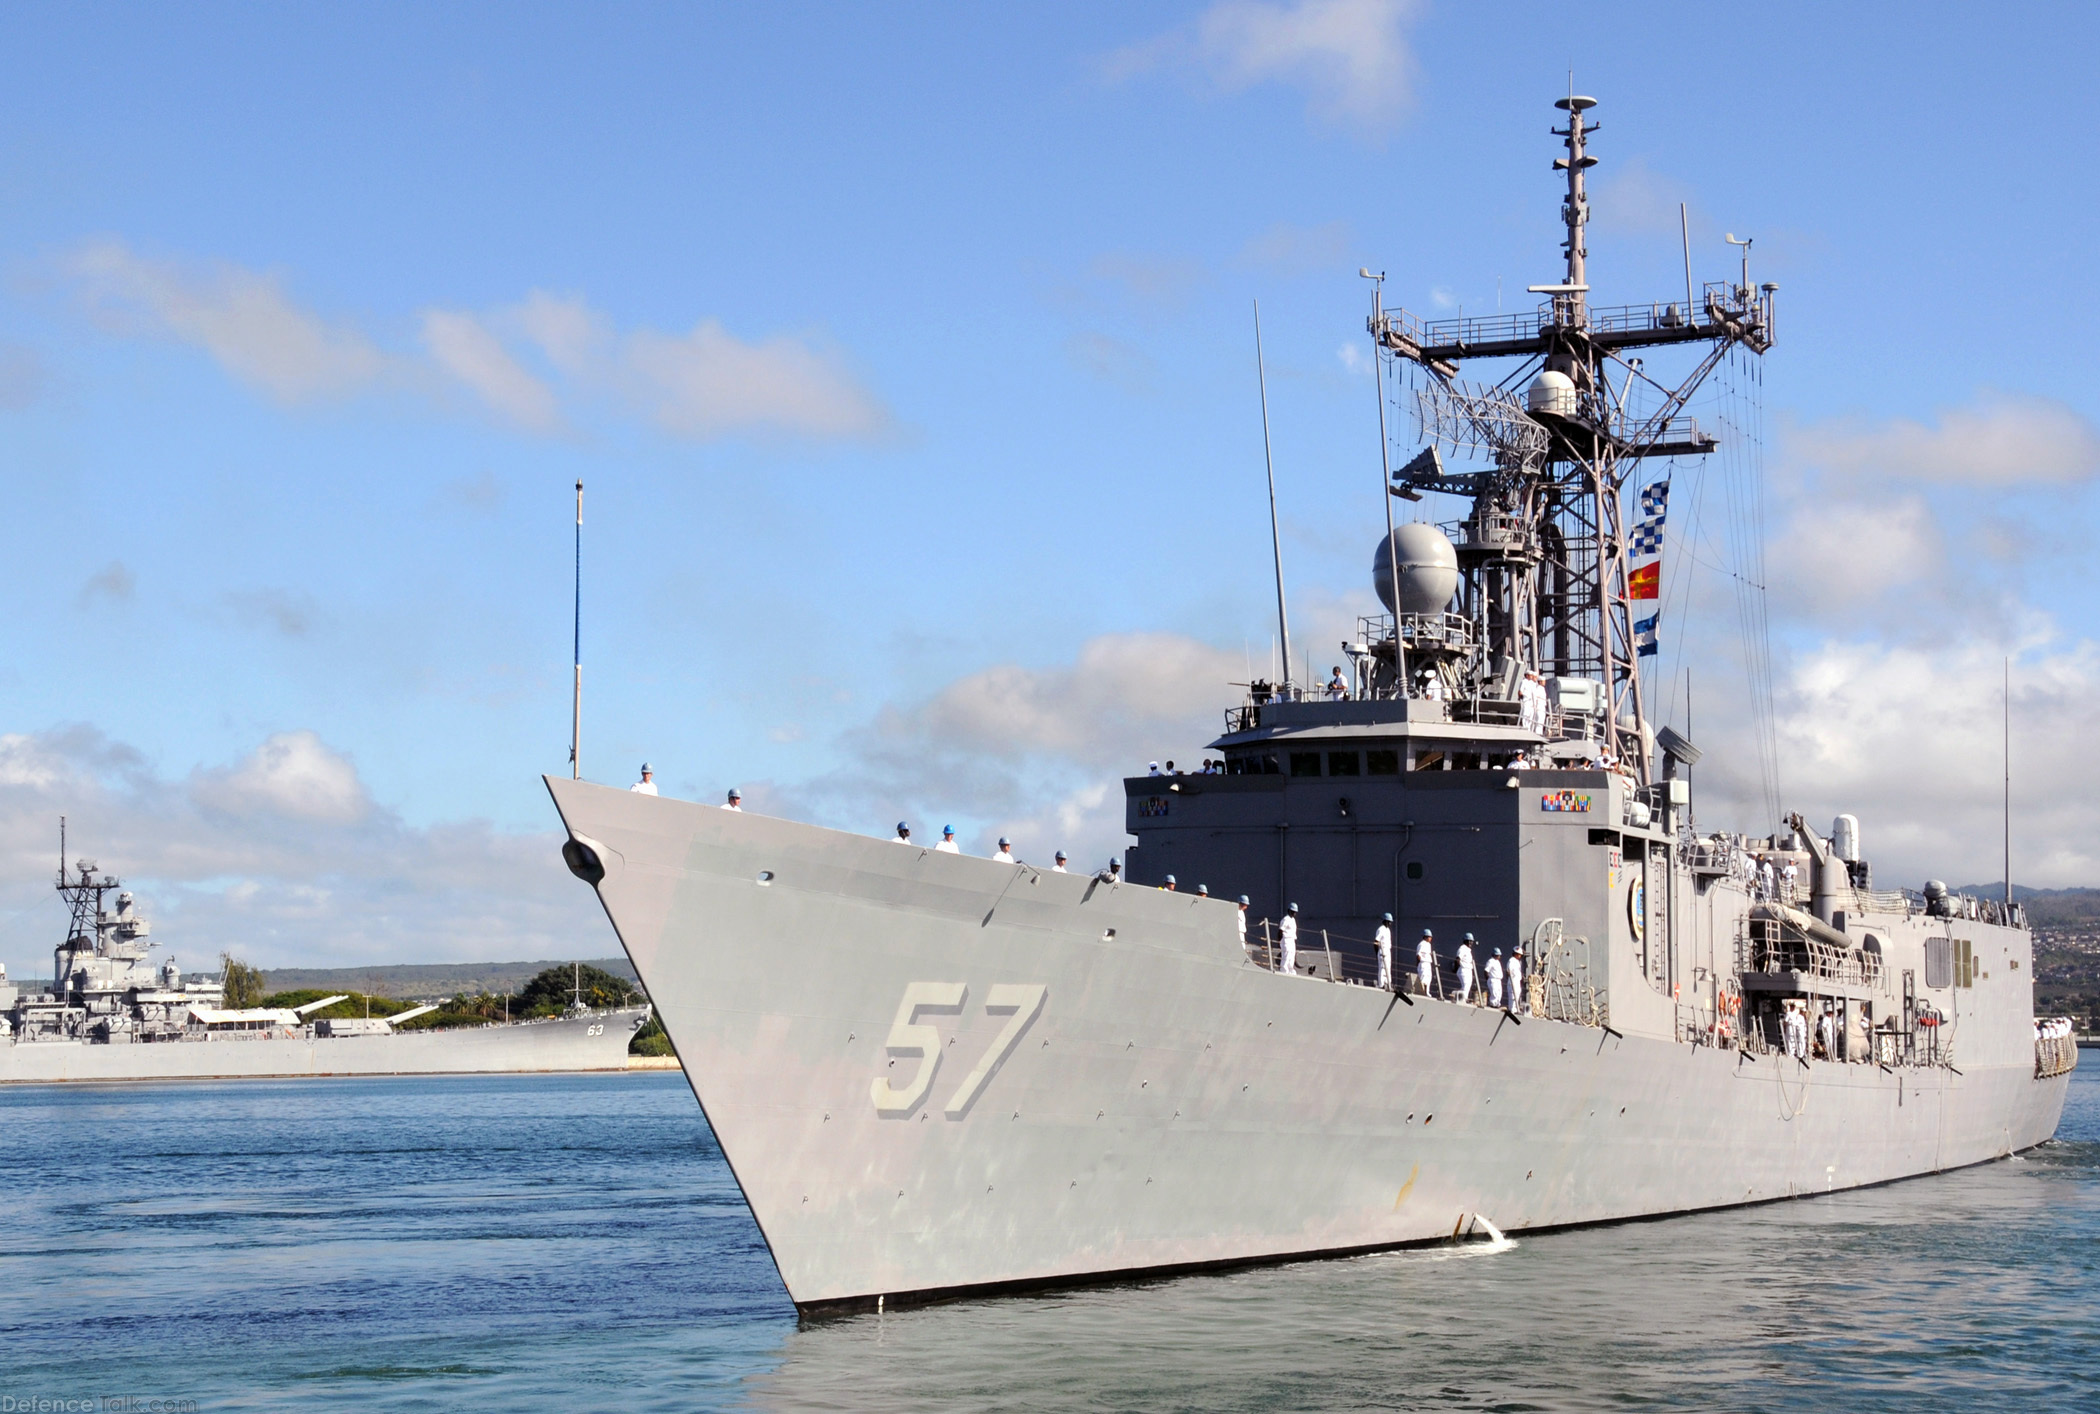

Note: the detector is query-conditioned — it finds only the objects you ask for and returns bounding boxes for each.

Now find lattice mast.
[1372,93,1776,782]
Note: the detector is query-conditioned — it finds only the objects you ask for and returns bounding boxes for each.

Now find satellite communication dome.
[1527,369,1577,417]
[1373,523,1460,615]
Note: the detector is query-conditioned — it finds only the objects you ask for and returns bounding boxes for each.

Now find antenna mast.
[1370,91,1776,782]
[571,479,583,782]
[1254,301,1294,696]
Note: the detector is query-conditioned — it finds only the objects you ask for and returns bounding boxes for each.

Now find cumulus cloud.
[60,242,893,444]
[1684,634,2100,888]
[66,239,391,402]
[1108,0,1421,134]
[1789,393,2100,487]
[807,632,1243,861]
[0,727,603,972]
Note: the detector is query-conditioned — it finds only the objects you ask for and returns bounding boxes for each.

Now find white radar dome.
[1527,369,1577,417]
[1373,523,1461,615]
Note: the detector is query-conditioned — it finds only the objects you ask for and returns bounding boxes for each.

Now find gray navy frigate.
[1,842,649,1083]
[547,95,2076,1314]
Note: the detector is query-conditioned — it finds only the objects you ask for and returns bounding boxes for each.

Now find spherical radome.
[1373,524,1460,615]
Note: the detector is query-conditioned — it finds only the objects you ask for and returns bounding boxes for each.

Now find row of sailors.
[2035,1017,2076,1041]
[1247,907,1528,1008]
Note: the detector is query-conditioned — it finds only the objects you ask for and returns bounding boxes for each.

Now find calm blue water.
[3,1067,2095,1411]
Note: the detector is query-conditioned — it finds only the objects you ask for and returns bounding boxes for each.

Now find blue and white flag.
[1634,612,1660,657]
[1630,478,1670,558]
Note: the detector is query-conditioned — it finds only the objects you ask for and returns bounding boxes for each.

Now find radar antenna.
[1370,92,1776,781]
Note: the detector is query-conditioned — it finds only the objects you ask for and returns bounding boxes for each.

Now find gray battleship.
[1,844,649,1083]
[547,95,2074,1314]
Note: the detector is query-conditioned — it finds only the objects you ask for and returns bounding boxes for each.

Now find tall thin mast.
[2005,657,2012,906]
[1254,302,1294,695]
[571,479,583,781]
[1364,271,1406,698]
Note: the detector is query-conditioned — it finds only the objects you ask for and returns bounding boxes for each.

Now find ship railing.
[2036,1023,2079,1080]
[1249,920,1589,1021]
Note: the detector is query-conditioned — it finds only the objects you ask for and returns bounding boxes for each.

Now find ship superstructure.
[549,95,2074,1316]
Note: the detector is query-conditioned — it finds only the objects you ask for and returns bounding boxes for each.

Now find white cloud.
[1687,635,2100,889]
[61,244,893,445]
[807,632,1243,860]
[190,731,370,826]
[66,239,390,402]
[0,727,603,972]
[1789,393,2100,487]
[1109,0,1421,134]
[421,309,564,433]
[624,319,891,442]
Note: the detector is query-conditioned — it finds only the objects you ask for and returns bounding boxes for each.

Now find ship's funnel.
[1373,524,1460,615]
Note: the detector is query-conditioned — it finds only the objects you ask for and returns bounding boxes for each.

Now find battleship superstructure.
[549,96,2073,1314]
[1,845,649,1083]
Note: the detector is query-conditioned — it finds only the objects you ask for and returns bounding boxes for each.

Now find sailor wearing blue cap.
[893,822,912,844]
[721,788,742,812]
[935,826,960,854]
[1236,895,1250,947]
[993,837,1015,863]
[1374,912,1394,990]
[630,763,657,796]
[1485,946,1505,1009]
[1052,850,1067,872]
[1455,933,1478,1005]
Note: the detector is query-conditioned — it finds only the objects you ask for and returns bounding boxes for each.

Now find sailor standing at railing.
[1455,934,1477,1004]
[1417,929,1436,996]
[1508,944,1525,1014]
[1485,948,1505,1009]
[1279,904,1299,974]
[1374,914,1393,990]
[1237,896,1250,948]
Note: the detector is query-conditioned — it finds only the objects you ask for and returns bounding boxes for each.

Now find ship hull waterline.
[547,779,2068,1315]
[0,1007,649,1084]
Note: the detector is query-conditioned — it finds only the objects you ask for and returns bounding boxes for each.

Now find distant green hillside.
[1954,886,2100,930]
[255,957,638,1002]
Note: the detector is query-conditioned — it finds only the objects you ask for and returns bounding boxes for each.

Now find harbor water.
[3,1068,2094,1411]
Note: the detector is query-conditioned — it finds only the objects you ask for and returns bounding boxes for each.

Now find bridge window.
[1366,749,1399,775]
[1327,751,1360,776]
[1289,752,1323,777]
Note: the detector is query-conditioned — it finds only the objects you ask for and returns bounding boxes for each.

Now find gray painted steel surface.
[548,779,2067,1313]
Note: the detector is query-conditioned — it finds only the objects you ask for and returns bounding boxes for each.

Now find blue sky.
[3,2,2096,971]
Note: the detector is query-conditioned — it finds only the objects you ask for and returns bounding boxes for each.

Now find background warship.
[549,94,2074,1314]
[1,837,649,1083]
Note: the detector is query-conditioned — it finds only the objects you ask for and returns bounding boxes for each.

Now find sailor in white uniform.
[1278,904,1299,975]
[1052,851,1068,872]
[935,826,960,854]
[1374,913,1394,990]
[1455,934,1477,1004]
[1237,895,1250,948]
[893,821,912,844]
[1507,945,1525,1014]
[1416,930,1435,996]
[630,764,658,795]
[993,837,1015,863]
[1485,947,1505,1009]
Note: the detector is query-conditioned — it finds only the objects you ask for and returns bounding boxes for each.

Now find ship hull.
[0,1007,649,1084]
[548,780,2069,1313]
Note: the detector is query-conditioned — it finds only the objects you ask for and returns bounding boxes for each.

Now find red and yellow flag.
[1628,560,1660,600]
